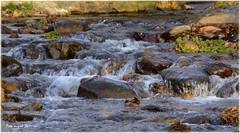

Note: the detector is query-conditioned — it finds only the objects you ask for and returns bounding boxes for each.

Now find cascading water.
[1,12,239,132]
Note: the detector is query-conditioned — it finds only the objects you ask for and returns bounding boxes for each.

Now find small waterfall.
[116,59,136,77]
[164,80,210,97]
[45,76,82,97]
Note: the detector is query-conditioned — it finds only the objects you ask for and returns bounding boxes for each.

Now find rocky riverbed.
[1,2,239,132]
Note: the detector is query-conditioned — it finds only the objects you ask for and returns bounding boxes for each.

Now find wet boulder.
[203,63,232,78]
[77,76,149,99]
[168,122,191,132]
[220,106,239,126]
[143,34,159,44]
[136,54,172,74]
[45,40,83,59]
[216,76,238,98]
[2,26,12,34]
[1,55,23,77]
[1,79,18,94]
[54,20,90,35]
[172,56,193,67]
[160,67,209,96]
[183,115,214,124]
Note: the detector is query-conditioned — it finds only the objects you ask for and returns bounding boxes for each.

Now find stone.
[1,55,23,77]
[54,20,90,35]
[143,34,159,43]
[124,97,140,107]
[216,76,238,98]
[199,26,222,38]
[220,106,239,126]
[203,63,232,78]
[8,32,19,38]
[198,13,238,24]
[160,67,209,97]
[2,114,34,122]
[169,25,191,36]
[1,79,18,94]
[149,82,173,96]
[140,105,166,112]
[2,26,13,34]
[23,102,43,111]
[183,115,214,124]
[168,122,191,132]
[133,32,145,41]
[173,56,193,67]
[1,88,6,102]
[60,43,71,60]
[136,55,172,74]
[77,77,149,99]
[155,1,190,10]
[152,117,180,124]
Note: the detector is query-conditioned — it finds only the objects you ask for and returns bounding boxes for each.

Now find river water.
[1,10,239,132]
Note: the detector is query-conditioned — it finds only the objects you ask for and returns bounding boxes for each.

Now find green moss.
[44,31,60,39]
[174,35,235,54]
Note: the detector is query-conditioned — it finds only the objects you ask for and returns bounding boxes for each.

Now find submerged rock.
[216,76,238,98]
[168,122,191,132]
[220,106,239,126]
[2,26,12,34]
[160,67,209,96]
[1,55,23,77]
[77,77,149,98]
[183,115,214,124]
[54,20,90,35]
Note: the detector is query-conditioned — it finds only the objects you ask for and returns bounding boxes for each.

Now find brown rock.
[199,26,222,38]
[133,32,145,41]
[149,82,173,96]
[143,34,159,43]
[153,117,180,124]
[1,88,6,102]
[178,92,193,99]
[60,43,71,60]
[1,79,18,94]
[220,106,239,126]
[23,102,43,111]
[136,55,172,74]
[140,105,166,112]
[203,63,232,78]
[198,13,238,24]
[55,20,90,35]
[2,114,34,122]
[170,25,191,36]
[124,97,140,107]
[8,32,19,38]
[1,55,23,77]
[168,122,191,132]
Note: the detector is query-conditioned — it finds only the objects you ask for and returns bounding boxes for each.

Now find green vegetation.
[174,35,235,54]
[44,31,60,39]
[215,1,238,7]
[3,2,33,17]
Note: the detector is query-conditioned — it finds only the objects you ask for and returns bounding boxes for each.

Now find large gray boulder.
[77,77,149,99]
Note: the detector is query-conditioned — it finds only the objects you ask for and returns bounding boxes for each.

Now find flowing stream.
[1,12,239,132]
